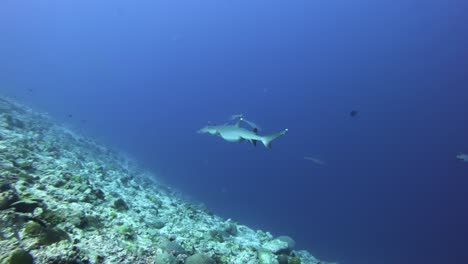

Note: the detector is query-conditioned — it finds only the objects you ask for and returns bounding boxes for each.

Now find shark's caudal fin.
[261,129,288,149]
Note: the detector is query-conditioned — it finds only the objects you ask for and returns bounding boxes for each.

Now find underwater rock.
[224,222,238,236]
[0,190,19,210]
[262,239,289,254]
[290,256,302,264]
[277,255,288,264]
[22,220,69,245]
[158,239,187,255]
[23,221,44,236]
[40,209,67,226]
[185,253,215,264]
[276,236,296,253]
[7,248,34,264]
[0,182,11,192]
[38,227,70,245]
[4,115,25,129]
[92,188,105,200]
[0,180,12,192]
[10,200,40,213]
[113,198,129,211]
[209,229,228,243]
[16,172,37,184]
[95,255,105,263]
[116,224,136,240]
[154,252,177,264]
[72,213,103,230]
[150,219,166,229]
[13,159,34,172]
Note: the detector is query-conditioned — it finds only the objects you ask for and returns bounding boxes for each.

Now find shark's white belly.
[220,132,242,142]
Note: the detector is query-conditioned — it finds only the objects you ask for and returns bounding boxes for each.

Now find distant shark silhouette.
[456,153,468,162]
[304,156,326,165]
[198,118,288,149]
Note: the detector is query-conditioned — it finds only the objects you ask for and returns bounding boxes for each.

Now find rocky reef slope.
[0,96,331,264]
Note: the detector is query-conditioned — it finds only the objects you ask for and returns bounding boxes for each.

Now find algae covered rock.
[7,249,33,264]
[185,253,215,264]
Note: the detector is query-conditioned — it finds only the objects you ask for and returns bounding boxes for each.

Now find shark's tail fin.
[261,129,288,149]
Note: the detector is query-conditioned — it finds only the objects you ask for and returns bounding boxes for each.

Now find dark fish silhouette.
[350,110,358,117]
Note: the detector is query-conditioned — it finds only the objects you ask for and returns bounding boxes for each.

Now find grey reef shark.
[198,117,288,149]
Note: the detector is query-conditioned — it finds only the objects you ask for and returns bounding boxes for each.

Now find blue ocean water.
[1,0,468,263]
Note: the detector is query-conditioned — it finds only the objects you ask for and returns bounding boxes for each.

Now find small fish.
[229,114,262,131]
[240,118,262,131]
[456,153,468,162]
[67,114,73,118]
[350,110,358,117]
[304,156,326,165]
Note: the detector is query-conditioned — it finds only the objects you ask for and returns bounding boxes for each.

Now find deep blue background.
[1,0,468,263]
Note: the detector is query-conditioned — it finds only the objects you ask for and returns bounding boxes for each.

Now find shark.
[456,153,468,162]
[304,156,326,165]
[198,118,288,149]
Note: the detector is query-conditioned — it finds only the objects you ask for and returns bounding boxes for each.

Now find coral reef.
[0,96,334,263]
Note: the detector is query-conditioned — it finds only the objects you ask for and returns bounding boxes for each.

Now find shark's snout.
[198,126,217,135]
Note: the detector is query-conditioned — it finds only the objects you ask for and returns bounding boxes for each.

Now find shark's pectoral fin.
[251,139,257,146]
